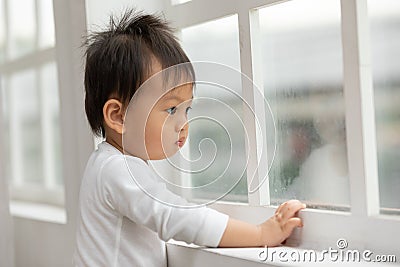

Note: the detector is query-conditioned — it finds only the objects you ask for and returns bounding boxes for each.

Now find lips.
[176,137,186,147]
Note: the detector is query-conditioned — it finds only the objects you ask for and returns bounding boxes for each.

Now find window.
[8,0,36,59]
[0,0,64,206]
[368,0,400,214]
[178,15,248,203]
[164,0,400,258]
[259,0,350,210]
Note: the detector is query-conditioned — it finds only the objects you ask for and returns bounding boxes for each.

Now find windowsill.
[9,200,67,224]
[166,240,399,267]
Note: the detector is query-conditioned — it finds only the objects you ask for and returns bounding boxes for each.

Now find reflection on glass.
[9,69,43,185]
[368,0,400,212]
[8,0,36,59]
[38,0,55,48]
[259,0,349,209]
[180,15,248,202]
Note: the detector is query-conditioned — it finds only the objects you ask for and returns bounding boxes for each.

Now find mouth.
[176,137,186,148]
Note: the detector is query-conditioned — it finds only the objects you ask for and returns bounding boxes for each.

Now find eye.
[166,107,177,115]
[185,106,192,114]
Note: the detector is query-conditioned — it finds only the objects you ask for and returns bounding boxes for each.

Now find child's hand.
[257,199,306,247]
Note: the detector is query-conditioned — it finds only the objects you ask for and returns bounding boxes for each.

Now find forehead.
[150,55,193,87]
[135,57,194,106]
[160,83,194,102]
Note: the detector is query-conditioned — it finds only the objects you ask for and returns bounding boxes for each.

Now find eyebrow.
[161,94,193,103]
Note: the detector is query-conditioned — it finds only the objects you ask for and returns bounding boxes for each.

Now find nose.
[175,114,189,133]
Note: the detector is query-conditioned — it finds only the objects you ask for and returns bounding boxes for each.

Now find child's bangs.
[160,62,196,94]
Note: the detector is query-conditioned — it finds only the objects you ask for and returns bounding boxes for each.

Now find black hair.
[83,9,195,137]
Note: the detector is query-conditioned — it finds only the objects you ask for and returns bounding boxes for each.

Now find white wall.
[0,177,13,267]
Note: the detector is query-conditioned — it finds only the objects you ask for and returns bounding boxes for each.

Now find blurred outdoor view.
[369,0,400,212]
[181,15,248,202]
[260,0,349,209]
[181,0,399,210]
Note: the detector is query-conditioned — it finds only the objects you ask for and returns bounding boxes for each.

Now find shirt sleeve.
[99,155,229,248]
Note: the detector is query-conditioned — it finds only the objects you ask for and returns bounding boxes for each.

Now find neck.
[106,135,124,154]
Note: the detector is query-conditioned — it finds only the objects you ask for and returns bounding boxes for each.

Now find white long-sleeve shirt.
[73,141,229,267]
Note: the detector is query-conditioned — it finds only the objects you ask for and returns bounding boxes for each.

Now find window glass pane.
[8,0,36,59]
[9,69,43,185]
[368,0,400,212]
[181,15,240,69]
[38,0,55,48]
[40,62,63,186]
[179,15,248,203]
[259,0,349,209]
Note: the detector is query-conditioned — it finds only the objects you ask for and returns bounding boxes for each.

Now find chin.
[164,149,179,159]
[149,149,179,160]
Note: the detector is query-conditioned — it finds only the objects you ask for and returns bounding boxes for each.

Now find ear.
[103,99,125,134]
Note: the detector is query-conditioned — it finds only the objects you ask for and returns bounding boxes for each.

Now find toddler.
[74,9,305,267]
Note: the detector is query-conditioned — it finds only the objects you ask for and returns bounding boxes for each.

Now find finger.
[283,217,303,236]
[287,199,306,207]
[281,200,306,221]
[275,201,288,215]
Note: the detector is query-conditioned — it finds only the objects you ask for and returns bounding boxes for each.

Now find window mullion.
[238,9,270,206]
[341,0,380,217]
[0,48,55,74]
[52,0,93,217]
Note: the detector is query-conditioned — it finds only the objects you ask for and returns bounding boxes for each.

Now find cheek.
[160,119,175,140]
[145,119,162,143]
[145,111,182,146]
[145,121,178,158]
[145,113,170,144]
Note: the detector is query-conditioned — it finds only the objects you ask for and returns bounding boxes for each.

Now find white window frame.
[0,0,65,206]
[164,0,400,258]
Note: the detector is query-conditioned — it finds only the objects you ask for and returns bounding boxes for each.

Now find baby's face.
[144,84,193,160]
[122,59,194,160]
